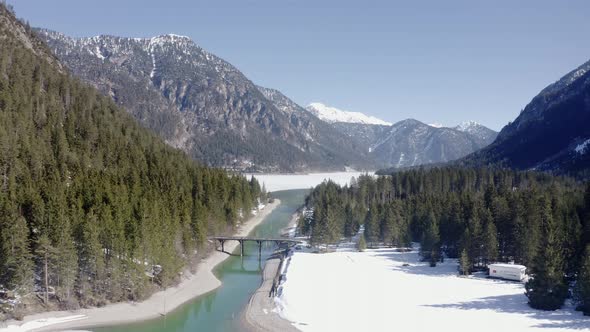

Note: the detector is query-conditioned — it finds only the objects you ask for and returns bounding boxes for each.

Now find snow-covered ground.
[0,315,87,332]
[247,172,371,192]
[276,247,590,332]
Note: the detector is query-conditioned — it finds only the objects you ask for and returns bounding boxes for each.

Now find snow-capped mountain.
[454,121,498,147]
[36,29,375,172]
[460,58,590,177]
[306,102,392,126]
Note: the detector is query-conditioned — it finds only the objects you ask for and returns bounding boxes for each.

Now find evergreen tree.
[420,212,440,266]
[574,245,590,315]
[459,248,471,275]
[357,234,367,252]
[364,202,379,247]
[482,216,499,265]
[525,198,567,310]
[1,215,33,294]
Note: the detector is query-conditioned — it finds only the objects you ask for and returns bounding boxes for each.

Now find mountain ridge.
[36,28,375,172]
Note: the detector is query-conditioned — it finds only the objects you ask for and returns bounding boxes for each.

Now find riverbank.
[241,211,301,332]
[240,255,298,332]
[0,199,281,332]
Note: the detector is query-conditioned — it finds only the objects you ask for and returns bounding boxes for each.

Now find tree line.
[0,6,265,316]
[299,167,590,313]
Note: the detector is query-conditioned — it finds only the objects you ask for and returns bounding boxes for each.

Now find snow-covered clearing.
[0,315,87,332]
[247,172,371,192]
[276,247,590,332]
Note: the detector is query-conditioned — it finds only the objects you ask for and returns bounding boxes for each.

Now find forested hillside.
[0,4,263,317]
[301,168,590,312]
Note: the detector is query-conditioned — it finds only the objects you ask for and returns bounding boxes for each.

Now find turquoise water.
[94,189,308,332]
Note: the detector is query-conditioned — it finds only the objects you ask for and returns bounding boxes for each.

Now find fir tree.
[574,245,590,315]
[357,234,367,252]
[459,248,471,275]
[525,198,567,310]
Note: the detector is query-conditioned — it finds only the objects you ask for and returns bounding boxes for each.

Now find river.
[94,189,308,332]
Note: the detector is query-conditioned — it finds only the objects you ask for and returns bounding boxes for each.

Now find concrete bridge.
[209,236,302,257]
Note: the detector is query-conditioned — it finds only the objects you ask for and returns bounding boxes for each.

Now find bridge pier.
[239,239,244,257]
[220,239,225,253]
[257,240,263,260]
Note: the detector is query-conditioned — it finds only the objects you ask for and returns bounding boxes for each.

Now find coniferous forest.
[300,168,590,312]
[0,4,264,315]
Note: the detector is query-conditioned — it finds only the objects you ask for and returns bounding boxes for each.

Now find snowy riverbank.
[275,246,590,332]
[0,200,281,332]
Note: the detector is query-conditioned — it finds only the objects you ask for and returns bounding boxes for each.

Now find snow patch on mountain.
[306,102,391,126]
[455,121,481,132]
[428,123,444,128]
[575,138,590,155]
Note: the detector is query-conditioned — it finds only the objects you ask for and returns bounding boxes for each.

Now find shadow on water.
[93,189,309,332]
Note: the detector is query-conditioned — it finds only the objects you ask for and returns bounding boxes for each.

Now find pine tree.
[459,248,471,275]
[357,234,367,252]
[36,233,55,304]
[482,217,499,265]
[420,212,440,266]
[525,198,567,310]
[2,215,33,294]
[364,202,379,247]
[574,245,590,315]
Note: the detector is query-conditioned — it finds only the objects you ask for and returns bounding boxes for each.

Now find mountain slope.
[0,4,263,315]
[454,121,498,147]
[304,102,497,168]
[36,29,372,172]
[256,86,374,169]
[306,102,392,125]
[370,119,493,167]
[460,59,590,177]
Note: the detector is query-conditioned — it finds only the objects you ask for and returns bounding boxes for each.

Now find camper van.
[488,263,527,281]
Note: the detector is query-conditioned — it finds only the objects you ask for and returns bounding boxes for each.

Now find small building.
[488,263,527,281]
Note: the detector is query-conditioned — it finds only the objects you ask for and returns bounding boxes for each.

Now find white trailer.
[488,263,527,281]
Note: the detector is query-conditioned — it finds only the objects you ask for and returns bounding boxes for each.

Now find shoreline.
[241,211,301,332]
[240,256,298,332]
[1,199,281,332]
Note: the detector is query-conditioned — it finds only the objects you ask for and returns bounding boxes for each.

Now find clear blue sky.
[8,0,590,130]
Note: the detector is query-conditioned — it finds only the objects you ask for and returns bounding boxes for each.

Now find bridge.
[209,236,302,257]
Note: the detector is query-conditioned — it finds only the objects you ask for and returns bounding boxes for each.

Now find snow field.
[276,247,590,332]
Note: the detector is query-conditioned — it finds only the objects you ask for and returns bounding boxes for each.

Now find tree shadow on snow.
[370,248,458,278]
[424,294,590,330]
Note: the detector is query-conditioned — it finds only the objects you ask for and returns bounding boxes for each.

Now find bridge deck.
[209,236,302,243]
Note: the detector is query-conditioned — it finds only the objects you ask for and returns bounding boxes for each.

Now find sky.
[8,0,590,130]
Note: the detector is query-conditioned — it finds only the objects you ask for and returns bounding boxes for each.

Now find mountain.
[370,119,496,168]
[35,30,372,172]
[460,59,590,177]
[306,102,392,125]
[0,4,263,315]
[303,101,497,168]
[454,121,498,147]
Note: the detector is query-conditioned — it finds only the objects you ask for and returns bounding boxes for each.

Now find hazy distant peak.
[306,102,391,126]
